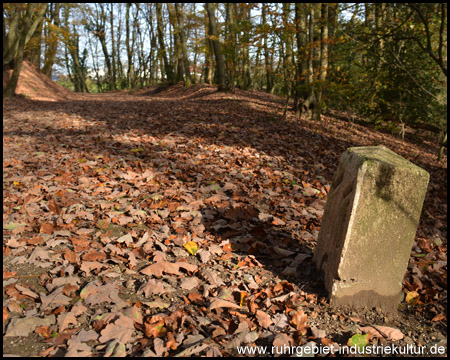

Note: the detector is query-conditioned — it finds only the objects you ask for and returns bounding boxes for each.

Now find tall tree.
[240,4,252,90]
[156,3,175,84]
[294,3,308,114]
[205,3,227,91]
[262,4,274,93]
[109,4,117,89]
[63,4,88,92]
[315,3,329,121]
[42,3,61,78]
[126,3,133,88]
[203,7,214,84]
[175,3,193,86]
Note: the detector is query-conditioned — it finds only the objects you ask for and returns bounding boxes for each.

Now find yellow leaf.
[130,148,144,152]
[405,291,419,305]
[13,181,21,186]
[240,291,248,307]
[183,241,198,255]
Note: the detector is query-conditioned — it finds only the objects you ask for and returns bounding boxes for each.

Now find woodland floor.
[2,77,447,356]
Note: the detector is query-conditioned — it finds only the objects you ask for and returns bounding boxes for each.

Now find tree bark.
[42,3,61,78]
[156,3,175,84]
[175,3,192,86]
[205,3,227,91]
[262,4,274,93]
[302,4,317,120]
[204,9,214,84]
[126,3,133,88]
[314,3,329,121]
[110,4,117,89]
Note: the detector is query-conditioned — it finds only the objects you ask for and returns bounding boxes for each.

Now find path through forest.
[3,80,447,356]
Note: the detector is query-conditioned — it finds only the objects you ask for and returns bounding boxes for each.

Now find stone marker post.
[314,146,429,312]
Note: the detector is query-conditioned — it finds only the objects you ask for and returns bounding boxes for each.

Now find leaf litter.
[3,81,447,356]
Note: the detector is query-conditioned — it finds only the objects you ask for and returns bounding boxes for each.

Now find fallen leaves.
[81,249,106,262]
[137,279,167,296]
[208,298,241,311]
[140,261,198,277]
[290,310,308,335]
[255,310,273,329]
[2,81,446,357]
[405,290,420,305]
[347,333,370,352]
[358,325,404,341]
[183,241,199,255]
[5,315,56,337]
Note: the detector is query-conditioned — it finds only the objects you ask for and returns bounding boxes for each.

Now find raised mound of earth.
[3,61,74,101]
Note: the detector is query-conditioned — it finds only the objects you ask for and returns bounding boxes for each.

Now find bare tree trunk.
[192,3,199,83]
[262,4,274,93]
[24,17,43,68]
[109,4,117,89]
[42,3,61,78]
[156,3,175,84]
[205,3,227,91]
[314,3,329,121]
[301,4,317,120]
[175,3,192,86]
[295,3,308,115]
[126,3,133,88]
[166,3,182,82]
[241,5,251,90]
[204,9,214,85]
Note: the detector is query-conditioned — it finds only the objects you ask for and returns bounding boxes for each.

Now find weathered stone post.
[314,146,429,312]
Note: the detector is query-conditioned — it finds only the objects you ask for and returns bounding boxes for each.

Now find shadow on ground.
[3,85,447,296]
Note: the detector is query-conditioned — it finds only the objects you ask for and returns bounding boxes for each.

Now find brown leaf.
[255,310,273,329]
[40,222,54,235]
[140,261,197,277]
[82,250,106,262]
[180,277,199,290]
[273,333,294,349]
[359,325,404,341]
[153,251,167,263]
[208,298,241,311]
[166,332,178,350]
[143,320,167,338]
[188,292,204,305]
[99,315,135,344]
[432,314,446,322]
[138,279,167,296]
[273,280,295,294]
[291,310,308,335]
[35,325,51,338]
[64,248,77,263]
[44,329,79,346]
[62,284,79,296]
[222,243,233,252]
[48,199,61,215]
[27,236,45,245]
[15,284,39,299]
[57,312,78,332]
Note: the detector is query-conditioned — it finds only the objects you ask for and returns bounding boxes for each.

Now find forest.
[3,3,447,156]
[2,3,448,357]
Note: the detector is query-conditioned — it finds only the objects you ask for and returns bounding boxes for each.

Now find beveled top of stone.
[347,146,429,176]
